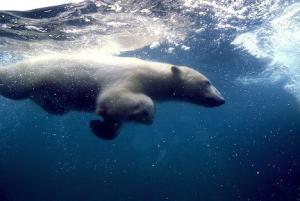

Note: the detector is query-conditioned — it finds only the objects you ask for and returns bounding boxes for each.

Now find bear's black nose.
[204,96,225,107]
[219,98,225,105]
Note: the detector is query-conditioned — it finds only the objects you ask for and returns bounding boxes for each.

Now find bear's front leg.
[90,119,122,140]
[90,90,155,139]
[96,90,155,124]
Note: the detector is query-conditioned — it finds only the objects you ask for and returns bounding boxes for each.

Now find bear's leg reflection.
[90,119,122,140]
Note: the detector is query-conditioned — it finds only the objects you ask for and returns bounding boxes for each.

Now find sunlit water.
[0,1,299,201]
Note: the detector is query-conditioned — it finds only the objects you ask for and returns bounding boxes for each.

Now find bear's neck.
[135,67,178,101]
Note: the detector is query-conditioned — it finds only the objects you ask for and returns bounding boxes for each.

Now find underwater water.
[0,0,300,201]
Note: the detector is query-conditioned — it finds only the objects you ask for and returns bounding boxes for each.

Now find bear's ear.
[171,66,181,75]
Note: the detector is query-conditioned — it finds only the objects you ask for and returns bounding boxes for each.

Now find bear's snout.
[204,96,225,107]
[203,85,225,107]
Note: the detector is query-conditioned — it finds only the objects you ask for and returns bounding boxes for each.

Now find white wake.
[233,2,300,102]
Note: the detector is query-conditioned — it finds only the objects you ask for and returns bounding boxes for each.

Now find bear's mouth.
[203,96,225,107]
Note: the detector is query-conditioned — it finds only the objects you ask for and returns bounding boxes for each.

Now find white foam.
[181,45,190,51]
[0,0,83,11]
[0,11,186,57]
[25,26,47,33]
[150,42,160,49]
[233,2,300,102]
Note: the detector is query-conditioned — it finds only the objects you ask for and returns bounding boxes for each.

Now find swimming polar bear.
[0,54,225,139]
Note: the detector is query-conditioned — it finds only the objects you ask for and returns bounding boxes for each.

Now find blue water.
[0,1,300,201]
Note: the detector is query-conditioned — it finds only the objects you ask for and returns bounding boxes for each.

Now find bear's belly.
[31,84,99,114]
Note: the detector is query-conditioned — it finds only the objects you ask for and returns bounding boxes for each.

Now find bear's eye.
[204,80,211,85]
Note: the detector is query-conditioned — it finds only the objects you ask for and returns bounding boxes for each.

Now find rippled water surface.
[0,1,300,201]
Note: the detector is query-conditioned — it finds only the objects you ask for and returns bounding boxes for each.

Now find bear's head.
[171,66,225,107]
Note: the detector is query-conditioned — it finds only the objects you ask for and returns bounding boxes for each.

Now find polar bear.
[0,54,225,139]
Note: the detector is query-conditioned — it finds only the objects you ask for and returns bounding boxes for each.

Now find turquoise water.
[0,1,300,201]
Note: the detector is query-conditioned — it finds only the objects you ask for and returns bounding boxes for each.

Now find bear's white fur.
[0,54,224,139]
